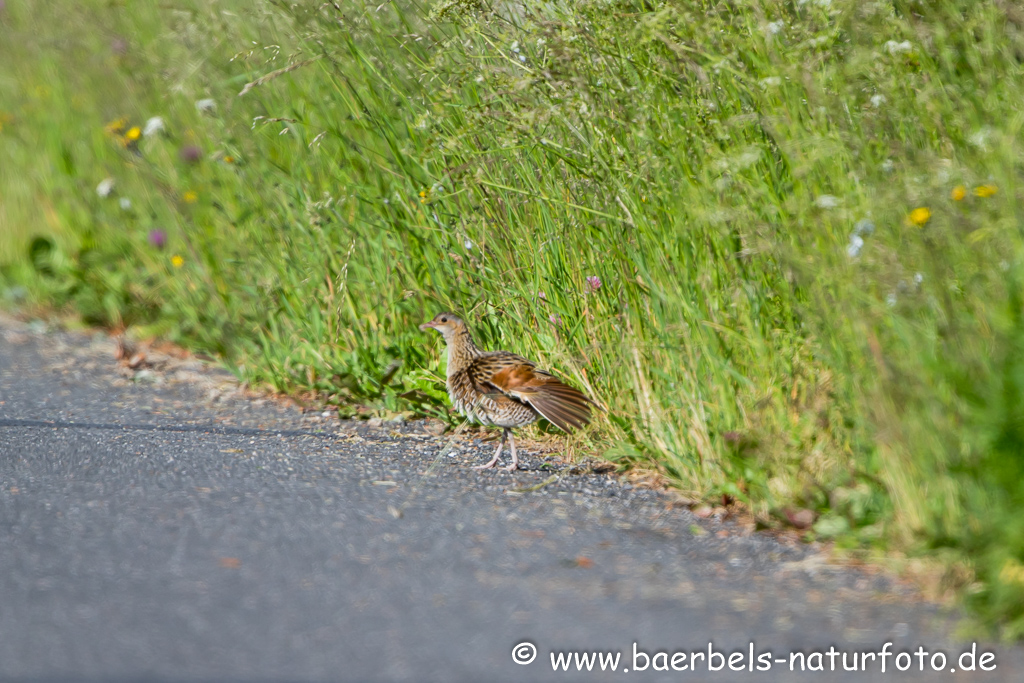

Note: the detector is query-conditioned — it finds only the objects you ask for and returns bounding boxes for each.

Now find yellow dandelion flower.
[974,184,997,198]
[125,126,141,141]
[223,155,235,164]
[183,191,198,204]
[908,207,931,227]
[105,117,128,135]
[418,190,427,198]
[951,186,966,201]
[171,254,185,268]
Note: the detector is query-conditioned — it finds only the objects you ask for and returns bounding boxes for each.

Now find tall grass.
[3,0,1024,637]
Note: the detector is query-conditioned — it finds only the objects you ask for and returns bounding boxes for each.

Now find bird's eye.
[440,317,448,323]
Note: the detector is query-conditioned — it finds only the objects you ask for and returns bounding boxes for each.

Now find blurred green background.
[3,0,1024,637]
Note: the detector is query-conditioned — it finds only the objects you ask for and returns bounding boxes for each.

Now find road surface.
[0,314,1019,681]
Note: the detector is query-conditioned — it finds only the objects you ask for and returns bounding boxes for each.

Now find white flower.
[518,54,526,62]
[464,238,474,250]
[759,76,781,88]
[96,178,115,198]
[870,94,886,107]
[195,98,216,113]
[854,219,875,236]
[913,272,923,285]
[815,194,839,209]
[886,293,897,307]
[119,198,132,210]
[969,128,992,151]
[881,159,894,173]
[847,234,864,258]
[764,21,784,36]
[143,116,165,137]
[884,40,913,55]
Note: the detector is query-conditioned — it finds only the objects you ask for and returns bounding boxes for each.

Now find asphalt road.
[0,315,1020,682]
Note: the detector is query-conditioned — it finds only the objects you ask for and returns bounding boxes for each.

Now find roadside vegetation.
[2,0,1024,637]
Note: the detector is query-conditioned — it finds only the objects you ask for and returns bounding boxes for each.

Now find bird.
[419,312,593,471]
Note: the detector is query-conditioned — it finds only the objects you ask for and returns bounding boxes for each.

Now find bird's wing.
[469,352,592,432]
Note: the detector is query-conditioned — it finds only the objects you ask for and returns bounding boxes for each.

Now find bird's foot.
[472,461,498,470]
[502,462,519,472]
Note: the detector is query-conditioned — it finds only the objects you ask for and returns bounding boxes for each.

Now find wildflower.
[884,40,913,55]
[914,272,923,285]
[881,159,894,173]
[538,291,546,301]
[869,94,886,107]
[969,129,992,151]
[951,185,966,201]
[974,184,997,198]
[464,238,474,250]
[105,118,128,135]
[886,293,897,307]
[223,155,235,164]
[908,207,931,226]
[179,145,202,164]
[549,313,562,326]
[183,190,198,204]
[854,219,875,236]
[759,76,781,88]
[419,190,427,198]
[148,229,167,249]
[815,194,839,209]
[764,21,784,36]
[123,126,141,146]
[143,116,165,137]
[195,98,216,113]
[847,234,864,258]
[119,198,132,211]
[96,178,115,198]
[171,254,185,268]
[586,275,602,292]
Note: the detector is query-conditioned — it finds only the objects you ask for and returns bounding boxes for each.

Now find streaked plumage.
[419,312,593,471]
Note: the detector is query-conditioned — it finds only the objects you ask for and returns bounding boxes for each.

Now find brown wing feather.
[471,352,593,433]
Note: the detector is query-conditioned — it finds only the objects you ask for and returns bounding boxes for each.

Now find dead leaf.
[784,508,816,530]
[218,557,241,569]
[575,556,594,569]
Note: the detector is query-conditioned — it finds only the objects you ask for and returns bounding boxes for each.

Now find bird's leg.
[503,430,519,472]
[472,428,506,470]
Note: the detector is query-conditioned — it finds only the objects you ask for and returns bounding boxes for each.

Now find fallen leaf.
[784,508,816,530]
[218,557,241,569]
[575,556,594,569]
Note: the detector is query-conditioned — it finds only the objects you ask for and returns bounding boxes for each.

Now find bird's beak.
[419,321,437,331]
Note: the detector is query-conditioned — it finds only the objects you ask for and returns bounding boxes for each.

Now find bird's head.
[419,312,466,341]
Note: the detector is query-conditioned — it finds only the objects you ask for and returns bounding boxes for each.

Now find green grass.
[3,0,1024,638]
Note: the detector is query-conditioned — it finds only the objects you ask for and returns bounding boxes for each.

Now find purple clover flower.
[179,145,202,164]
[586,275,602,292]
[148,229,167,250]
